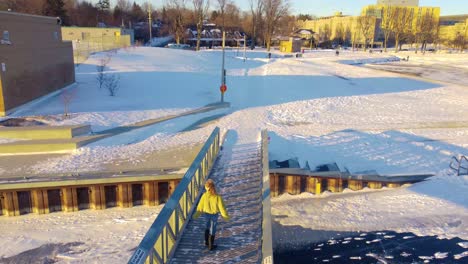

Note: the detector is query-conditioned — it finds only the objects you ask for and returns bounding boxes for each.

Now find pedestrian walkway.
[171,140,263,263]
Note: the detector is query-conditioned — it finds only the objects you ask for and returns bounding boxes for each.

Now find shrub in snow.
[105,74,120,96]
[96,55,112,89]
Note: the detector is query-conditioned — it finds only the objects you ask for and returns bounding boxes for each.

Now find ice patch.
[434,252,448,259]
[454,251,468,260]
[403,236,415,239]
[349,256,362,260]
[366,239,382,244]
[458,242,468,249]
[418,256,434,260]
[401,252,412,257]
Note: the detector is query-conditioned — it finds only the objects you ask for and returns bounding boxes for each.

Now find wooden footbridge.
[128,128,273,264]
[127,127,434,264]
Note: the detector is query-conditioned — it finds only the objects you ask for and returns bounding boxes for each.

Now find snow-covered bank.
[272,175,468,247]
[0,47,467,262]
[0,205,163,261]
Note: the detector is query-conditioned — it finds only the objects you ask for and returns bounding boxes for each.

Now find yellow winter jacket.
[194,190,230,221]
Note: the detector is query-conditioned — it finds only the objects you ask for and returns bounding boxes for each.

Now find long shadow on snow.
[41,67,441,114]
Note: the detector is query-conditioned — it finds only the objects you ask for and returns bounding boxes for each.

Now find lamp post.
[148,7,152,45]
[220,31,226,103]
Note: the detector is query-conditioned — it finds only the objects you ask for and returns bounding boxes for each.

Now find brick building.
[0,11,75,116]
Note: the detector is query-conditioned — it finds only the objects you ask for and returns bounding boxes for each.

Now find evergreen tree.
[43,0,69,25]
[97,0,111,11]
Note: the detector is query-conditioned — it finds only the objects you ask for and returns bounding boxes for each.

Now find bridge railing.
[128,127,220,264]
[261,130,274,264]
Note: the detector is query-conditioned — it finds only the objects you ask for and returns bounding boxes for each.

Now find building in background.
[439,17,468,49]
[61,27,134,64]
[296,13,380,49]
[297,0,442,50]
[376,0,419,7]
[0,11,74,116]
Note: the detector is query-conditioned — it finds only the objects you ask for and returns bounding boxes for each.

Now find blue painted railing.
[128,127,220,264]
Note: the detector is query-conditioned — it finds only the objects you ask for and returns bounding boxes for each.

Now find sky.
[98,0,468,17]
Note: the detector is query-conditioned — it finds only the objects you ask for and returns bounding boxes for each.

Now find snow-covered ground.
[1,47,468,262]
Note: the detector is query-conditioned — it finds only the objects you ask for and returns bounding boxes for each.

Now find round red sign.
[220,84,227,93]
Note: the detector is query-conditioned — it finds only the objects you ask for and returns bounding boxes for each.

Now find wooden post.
[61,187,78,212]
[368,182,382,189]
[90,185,105,210]
[306,177,316,194]
[32,189,47,214]
[169,180,177,197]
[348,180,363,191]
[328,178,343,193]
[270,174,279,197]
[4,192,19,216]
[286,175,300,194]
[144,182,156,206]
[154,181,160,205]
[117,183,131,207]
[0,193,3,216]
[386,183,401,188]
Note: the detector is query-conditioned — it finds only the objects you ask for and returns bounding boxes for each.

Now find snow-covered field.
[1,47,468,262]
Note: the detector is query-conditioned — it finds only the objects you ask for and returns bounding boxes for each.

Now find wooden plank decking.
[171,142,263,263]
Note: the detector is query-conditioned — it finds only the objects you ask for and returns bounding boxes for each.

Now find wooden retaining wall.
[270,173,407,197]
[0,179,181,217]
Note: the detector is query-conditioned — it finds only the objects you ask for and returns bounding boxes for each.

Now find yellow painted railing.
[128,127,220,264]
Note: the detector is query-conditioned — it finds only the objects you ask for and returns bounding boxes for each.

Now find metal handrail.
[128,127,220,264]
[450,155,468,176]
[261,130,274,264]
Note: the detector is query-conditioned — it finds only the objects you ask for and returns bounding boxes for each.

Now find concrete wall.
[0,11,75,116]
[61,27,133,64]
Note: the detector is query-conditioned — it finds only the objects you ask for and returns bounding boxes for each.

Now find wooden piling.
[90,185,105,210]
[270,174,279,197]
[368,182,382,189]
[348,180,363,191]
[32,189,47,214]
[117,183,131,208]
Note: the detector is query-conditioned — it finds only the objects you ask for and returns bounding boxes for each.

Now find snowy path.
[171,132,263,263]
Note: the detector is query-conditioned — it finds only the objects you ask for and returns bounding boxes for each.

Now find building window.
[1,31,11,45]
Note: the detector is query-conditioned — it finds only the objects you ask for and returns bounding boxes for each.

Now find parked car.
[167,43,191,49]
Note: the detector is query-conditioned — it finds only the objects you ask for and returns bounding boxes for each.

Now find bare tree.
[381,5,398,52]
[263,0,289,51]
[357,10,376,51]
[319,24,331,47]
[96,55,111,89]
[105,74,120,96]
[167,0,186,44]
[192,0,210,51]
[415,9,439,52]
[248,0,263,48]
[61,87,77,118]
[392,6,413,52]
[334,22,345,46]
[216,0,227,30]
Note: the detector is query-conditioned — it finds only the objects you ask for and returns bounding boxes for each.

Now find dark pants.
[204,213,219,235]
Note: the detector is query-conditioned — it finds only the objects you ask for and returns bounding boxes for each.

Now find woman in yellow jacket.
[194,179,230,250]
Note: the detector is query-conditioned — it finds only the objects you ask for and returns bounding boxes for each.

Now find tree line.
[0,0,300,51]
